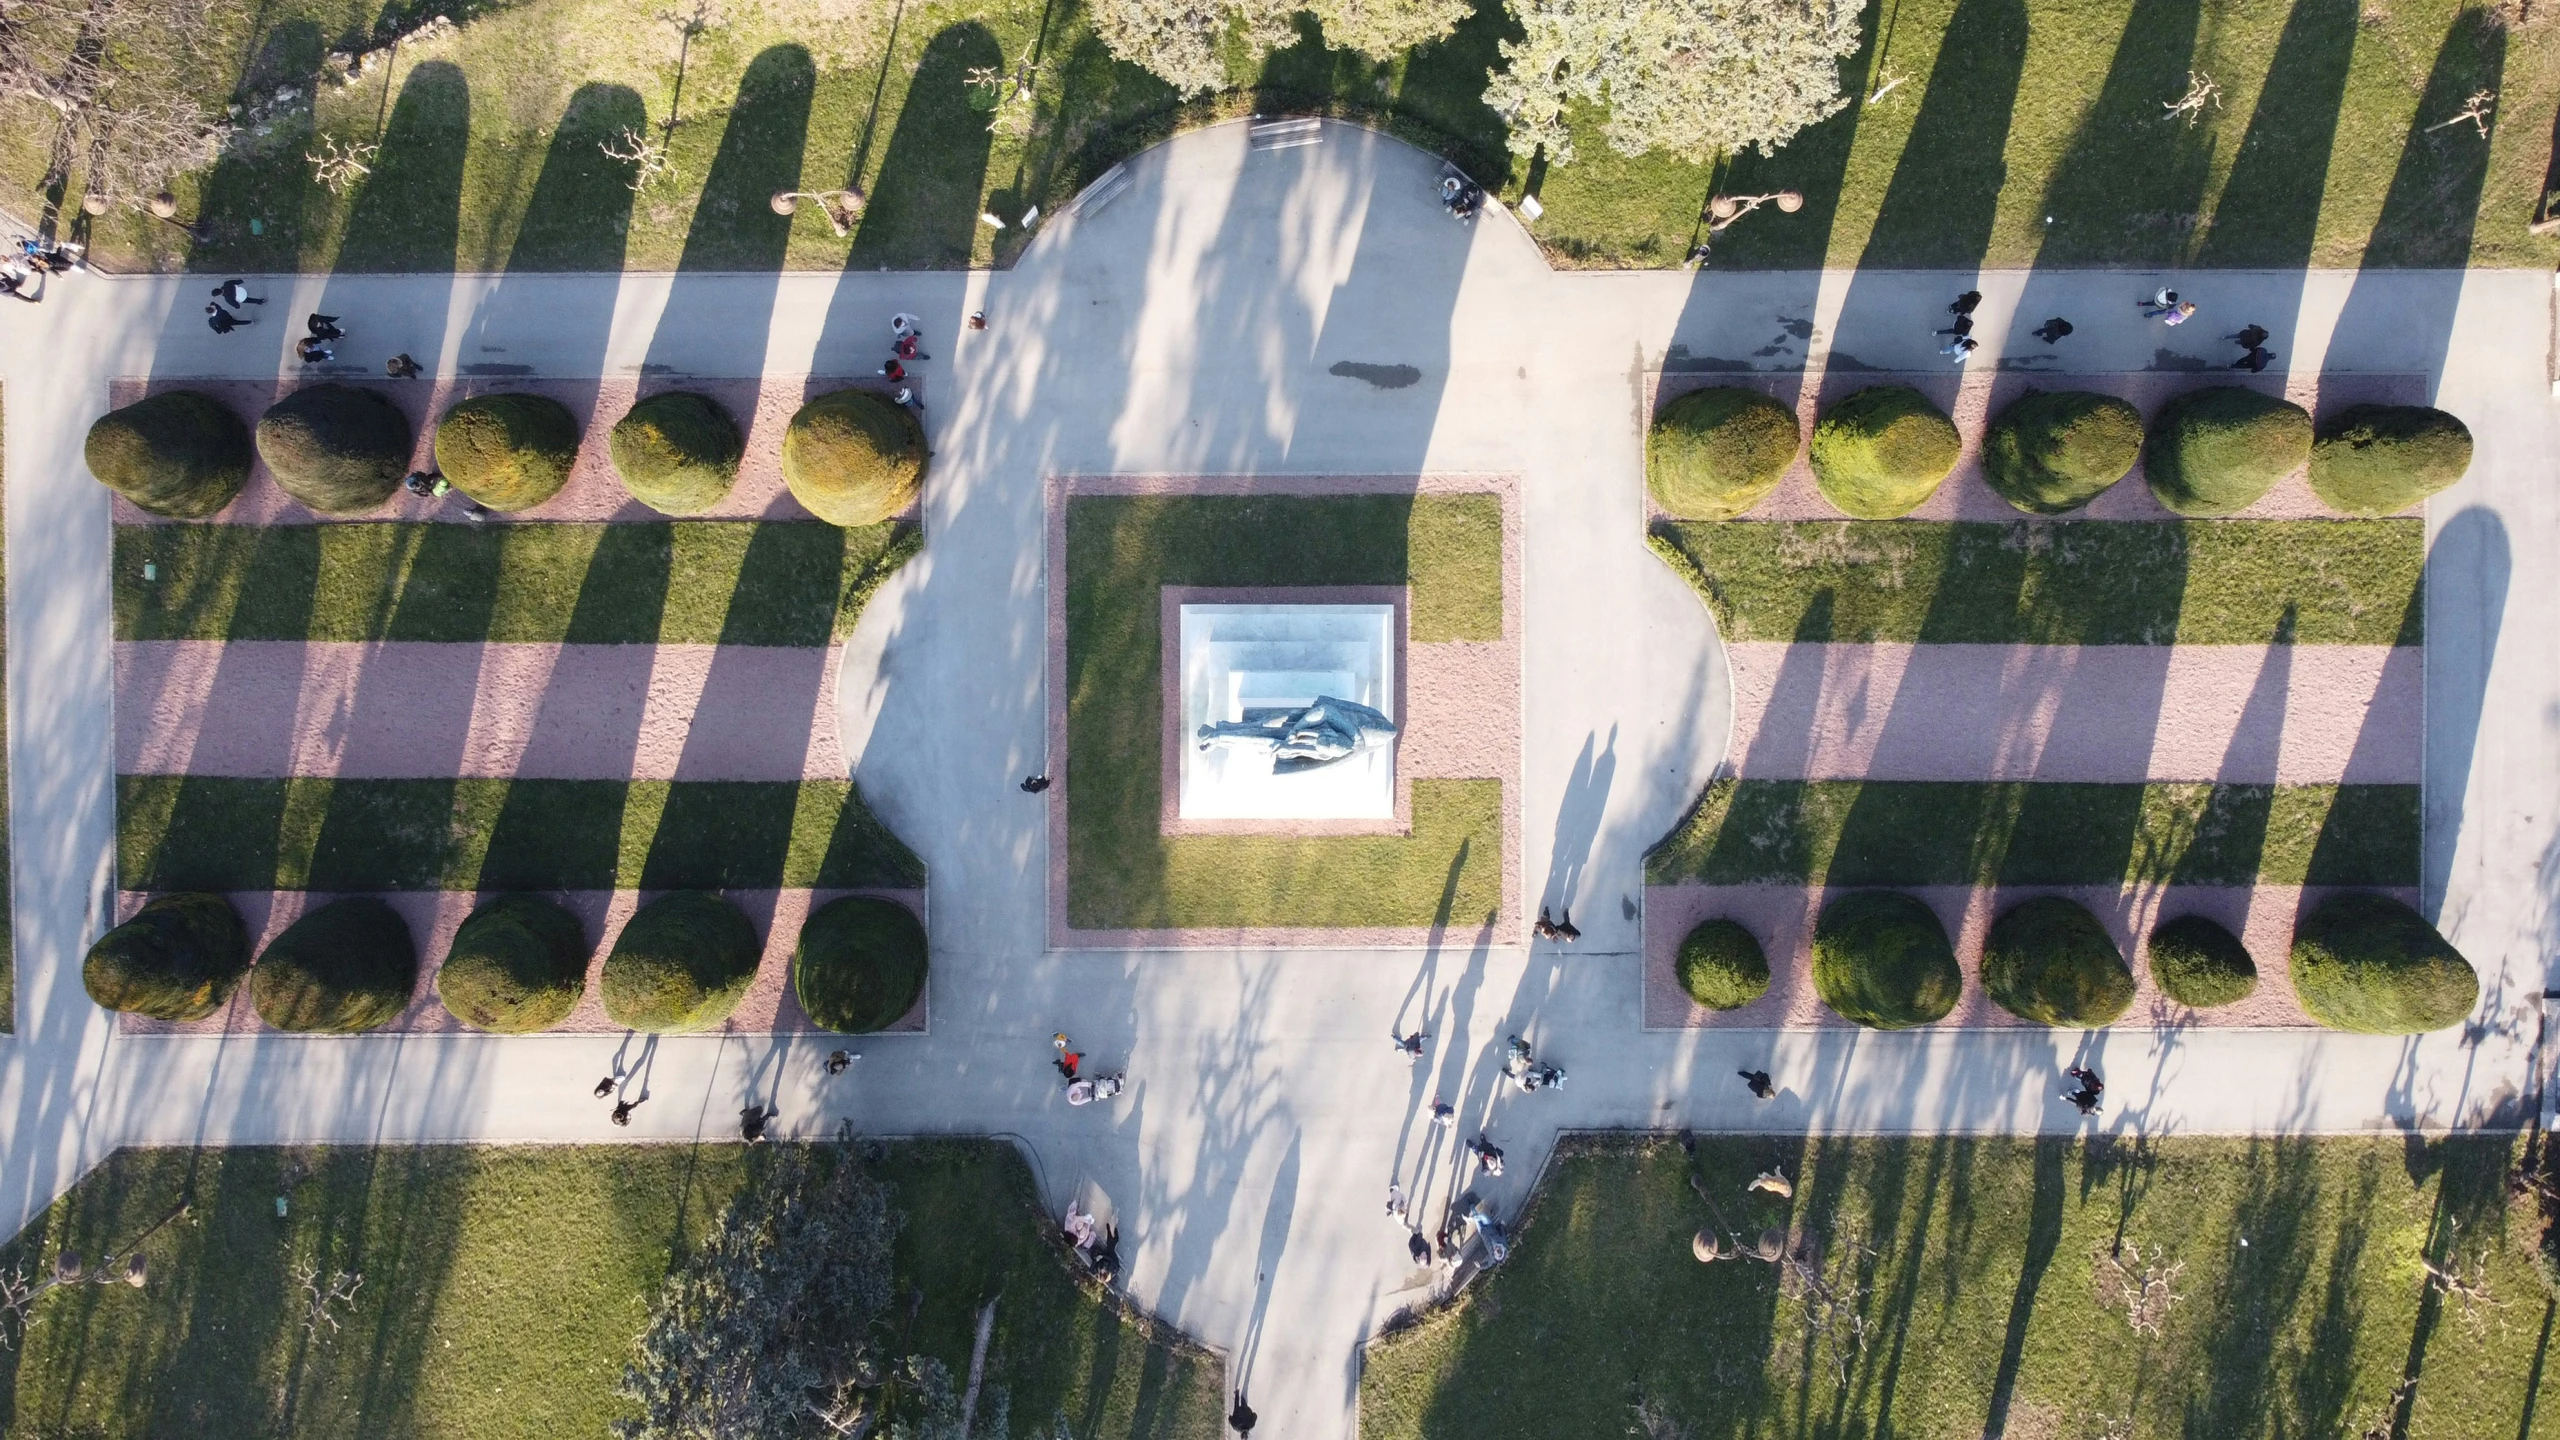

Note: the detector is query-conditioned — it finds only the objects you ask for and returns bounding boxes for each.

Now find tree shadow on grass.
[2181,1139,2323,1437]
[1980,1140,2066,1438]
[1853,0,2028,271]
[643,45,813,377]
[332,60,470,274]
[848,22,1002,269]
[186,19,328,272]
[2035,0,2209,266]
[2193,0,2357,271]
[504,83,646,273]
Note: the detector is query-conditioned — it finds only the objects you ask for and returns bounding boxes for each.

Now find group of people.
[0,235,81,302]
[1932,285,2278,371]
[884,312,928,412]
[593,1071,644,1126]
[1531,906,1580,942]
[1439,173,1485,221]
[1052,1032,1127,1106]
[1501,1034,1565,1093]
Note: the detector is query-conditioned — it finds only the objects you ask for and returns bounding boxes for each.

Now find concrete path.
[2,120,2556,1439]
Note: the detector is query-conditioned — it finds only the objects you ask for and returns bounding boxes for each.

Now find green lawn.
[1362,1134,2557,1440]
[1064,493,1504,931]
[1647,777,2417,888]
[0,389,11,1033]
[0,1139,1223,1440]
[116,520,917,645]
[1649,519,2424,647]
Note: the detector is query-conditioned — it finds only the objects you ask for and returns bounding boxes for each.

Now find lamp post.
[771,189,867,237]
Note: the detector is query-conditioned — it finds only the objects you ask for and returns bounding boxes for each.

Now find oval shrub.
[1809,385,1960,519]
[434,393,580,511]
[1981,390,2143,514]
[2148,913,2257,1008]
[252,897,418,1033]
[610,391,743,515]
[1676,918,1771,1010]
[793,895,927,1033]
[782,388,924,526]
[2290,892,2478,1034]
[602,891,759,1033]
[436,893,589,1033]
[84,391,252,518]
[1812,891,1960,1029]
[1980,896,2134,1027]
[1647,387,1799,520]
[82,892,250,1021]
[2144,386,2311,516]
[256,384,410,514]
[2308,404,2472,516]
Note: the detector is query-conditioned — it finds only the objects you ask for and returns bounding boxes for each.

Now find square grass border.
[1052,480,1516,943]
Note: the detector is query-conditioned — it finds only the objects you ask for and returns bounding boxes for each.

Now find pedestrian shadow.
[846,22,1002,269]
[642,45,813,378]
[1541,726,1614,917]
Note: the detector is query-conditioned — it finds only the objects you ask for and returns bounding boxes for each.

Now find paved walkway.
[1,121,2555,1438]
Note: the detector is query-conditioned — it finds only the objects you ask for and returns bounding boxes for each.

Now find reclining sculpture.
[1196,696,1397,772]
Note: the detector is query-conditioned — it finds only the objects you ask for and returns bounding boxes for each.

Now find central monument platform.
[1177,603,1397,820]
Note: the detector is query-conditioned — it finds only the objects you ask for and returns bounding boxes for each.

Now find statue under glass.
[1196,696,1398,773]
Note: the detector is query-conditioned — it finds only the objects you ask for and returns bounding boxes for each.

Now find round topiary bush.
[1809,385,1961,519]
[602,891,759,1033]
[1981,390,2144,514]
[1980,896,2135,1027]
[2144,386,2311,516]
[435,893,589,1033]
[792,895,927,1033]
[2147,914,2257,1009]
[256,384,411,514]
[1676,918,1771,1010]
[2290,892,2478,1034]
[2308,404,2473,517]
[251,897,418,1033]
[1812,890,1961,1029]
[434,393,580,512]
[1647,387,1800,520]
[82,892,250,1021]
[84,391,252,518]
[609,391,744,515]
[782,388,924,526]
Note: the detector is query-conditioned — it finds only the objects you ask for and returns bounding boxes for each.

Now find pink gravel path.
[1647,370,2428,522]
[119,641,843,781]
[110,376,912,525]
[1724,642,2419,784]
[116,887,929,1037]
[1641,881,2409,1030]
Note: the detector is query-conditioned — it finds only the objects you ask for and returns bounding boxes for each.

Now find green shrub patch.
[2290,892,2478,1034]
[1811,890,1960,1029]
[2145,387,2311,516]
[1674,918,1769,1010]
[1981,390,2142,514]
[85,391,252,518]
[256,385,410,514]
[2309,404,2473,516]
[436,393,581,512]
[792,895,927,1032]
[1808,386,1959,519]
[1647,387,1798,520]
[784,389,924,526]
[435,893,589,1033]
[2148,913,2258,1008]
[251,896,417,1032]
[610,391,744,516]
[1981,895,2134,1027]
[82,892,250,1021]
[602,890,758,1032]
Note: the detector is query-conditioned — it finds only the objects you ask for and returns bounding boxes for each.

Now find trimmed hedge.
[82,892,250,1021]
[1981,390,2143,514]
[601,890,759,1033]
[256,384,410,514]
[84,391,252,518]
[2148,913,2258,1008]
[251,897,418,1033]
[1647,387,1799,520]
[435,393,580,512]
[610,391,744,516]
[1675,918,1770,1010]
[2290,891,2478,1034]
[2145,386,2311,516]
[782,389,924,527]
[1980,895,2134,1027]
[1811,890,1960,1029]
[436,893,589,1033]
[1809,386,1960,519]
[792,895,927,1033]
[2308,404,2472,517]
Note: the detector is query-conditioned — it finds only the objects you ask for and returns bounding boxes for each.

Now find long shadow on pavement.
[642,45,815,379]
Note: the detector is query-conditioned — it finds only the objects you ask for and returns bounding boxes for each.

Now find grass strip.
[1649,519,2423,646]
[0,1139,1222,1439]
[117,776,925,892]
[1646,777,2416,888]
[1065,494,1505,930]
[1360,1134,2544,1439]
[115,520,918,646]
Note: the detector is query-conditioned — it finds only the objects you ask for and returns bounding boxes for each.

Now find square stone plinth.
[1178,603,1397,820]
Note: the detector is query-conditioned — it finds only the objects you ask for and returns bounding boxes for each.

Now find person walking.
[2230,345,2276,373]
[297,336,333,364]
[893,333,929,361]
[879,357,906,382]
[205,302,247,334]
[1053,1033,1082,1084]
[826,1049,854,1075]
[1428,1100,1456,1129]
[2031,316,2074,344]
[1941,335,1979,362]
[611,1097,639,1126]
[1949,290,1982,317]
[1739,1069,1775,1100]
[385,352,422,379]
[890,311,922,340]
[213,279,263,308]
[1468,1135,1505,1177]
[967,310,988,331]
[1553,908,1580,942]
[893,385,922,412]
[1385,1182,1408,1221]
[1934,313,1974,339]
[2227,324,2269,350]
[1391,1028,1427,1060]
[1228,1388,1256,1435]
[1021,774,1050,793]
[306,313,345,341]
[1534,906,1560,940]
[593,1075,616,1099]
[2063,1065,2104,1115]
[1407,1229,1431,1265]
[740,1104,773,1143]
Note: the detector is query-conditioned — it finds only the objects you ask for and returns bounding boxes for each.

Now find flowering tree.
[1307,0,1472,62]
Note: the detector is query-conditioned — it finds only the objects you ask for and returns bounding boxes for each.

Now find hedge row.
[1647,386,2469,521]
[87,386,922,527]
[83,890,926,1035]
[1676,891,2474,1034]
